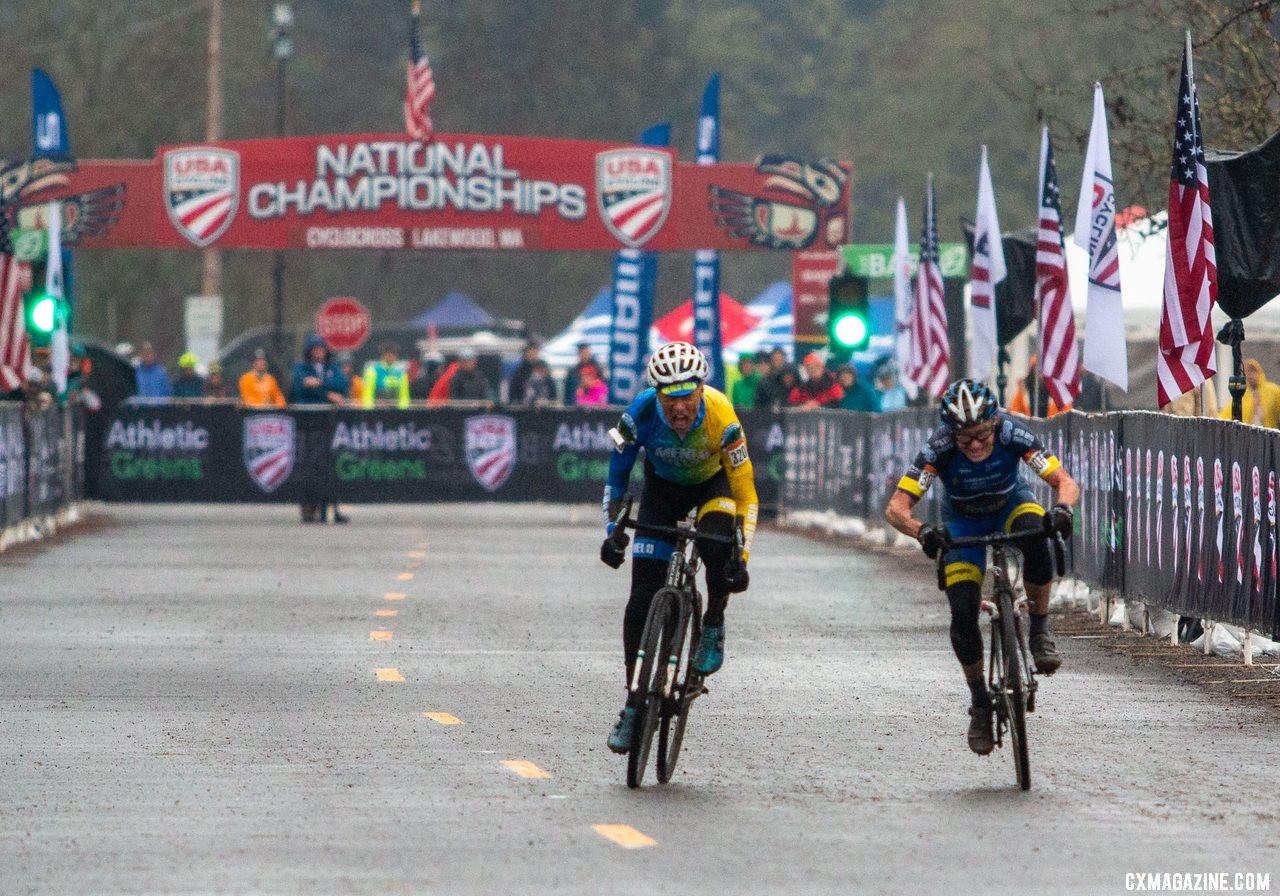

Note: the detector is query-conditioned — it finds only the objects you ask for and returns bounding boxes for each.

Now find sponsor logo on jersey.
[465,415,517,492]
[244,415,294,492]
[164,147,239,247]
[596,148,671,248]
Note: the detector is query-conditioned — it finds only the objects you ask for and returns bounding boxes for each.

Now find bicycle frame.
[939,527,1066,791]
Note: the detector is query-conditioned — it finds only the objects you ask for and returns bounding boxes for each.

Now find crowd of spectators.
[122,335,925,417]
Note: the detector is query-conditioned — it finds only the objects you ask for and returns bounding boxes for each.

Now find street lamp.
[269,2,293,364]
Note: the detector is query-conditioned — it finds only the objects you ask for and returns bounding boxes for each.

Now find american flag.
[905,175,949,398]
[0,251,31,393]
[1157,35,1217,408]
[404,0,436,144]
[1035,126,1080,408]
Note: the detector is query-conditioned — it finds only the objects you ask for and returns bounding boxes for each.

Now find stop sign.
[315,297,370,352]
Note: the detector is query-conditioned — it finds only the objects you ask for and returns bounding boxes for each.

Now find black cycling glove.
[723,556,750,593]
[1043,504,1073,538]
[917,524,950,560]
[600,531,629,569]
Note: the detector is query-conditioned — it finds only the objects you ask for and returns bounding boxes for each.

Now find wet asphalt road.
[0,504,1275,896]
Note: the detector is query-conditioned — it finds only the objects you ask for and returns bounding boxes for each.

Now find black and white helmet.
[647,342,710,389]
[939,378,998,430]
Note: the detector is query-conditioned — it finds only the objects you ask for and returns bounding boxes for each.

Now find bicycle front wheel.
[657,595,698,783]
[997,589,1031,791]
[627,588,676,789]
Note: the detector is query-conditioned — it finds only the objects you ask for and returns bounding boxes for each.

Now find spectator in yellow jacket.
[1219,357,1280,428]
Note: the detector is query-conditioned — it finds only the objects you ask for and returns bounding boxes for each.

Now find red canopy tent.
[652,294,760,346]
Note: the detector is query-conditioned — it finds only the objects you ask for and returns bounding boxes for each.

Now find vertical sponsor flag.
[891,197,917,398]
[404,0,436,143]
[0,253,31,393]
[1073,82,1127,390]
[1157,33,1217,408]
[968,146,1004,382]
[608,123,669,404]
[46,202,69,395]
[1035,126,1081,407]
[32,69,70,160]
[692,73,724,390]
[905,174,949,398]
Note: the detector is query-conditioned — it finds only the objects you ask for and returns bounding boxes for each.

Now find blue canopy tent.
[411,290,498,331]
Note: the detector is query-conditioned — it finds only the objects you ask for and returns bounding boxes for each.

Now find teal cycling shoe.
[692,625,725,675]
[607,706,636,754]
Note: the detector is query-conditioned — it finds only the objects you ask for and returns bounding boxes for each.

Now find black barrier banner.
[0,403,25,527]
[92,405,786,512]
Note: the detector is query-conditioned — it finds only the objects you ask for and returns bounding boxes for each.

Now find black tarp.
[1205,130,1280,319]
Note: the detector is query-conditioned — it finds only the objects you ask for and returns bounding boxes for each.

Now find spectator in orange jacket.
[239,349,286,407]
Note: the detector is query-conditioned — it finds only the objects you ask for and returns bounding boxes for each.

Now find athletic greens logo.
[331,420,430,482]
[106,418,209,480]
[553,421,615,483]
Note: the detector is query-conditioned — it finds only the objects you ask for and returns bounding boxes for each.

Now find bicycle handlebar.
[608,495,743,551]
[934,526,1069,589]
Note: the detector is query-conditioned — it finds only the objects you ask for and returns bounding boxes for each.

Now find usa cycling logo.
[243,415,294,493]
[595,148,671,248]
[163,147,239,247]
[465,415,517,492]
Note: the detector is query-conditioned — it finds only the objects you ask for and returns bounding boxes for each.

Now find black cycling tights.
[623,509,734,664]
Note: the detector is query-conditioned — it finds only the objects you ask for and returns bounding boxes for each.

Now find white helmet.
[647,342,710,391]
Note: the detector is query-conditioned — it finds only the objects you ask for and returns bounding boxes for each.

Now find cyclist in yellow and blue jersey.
[885,379,1078,756]
[600,342,758,754]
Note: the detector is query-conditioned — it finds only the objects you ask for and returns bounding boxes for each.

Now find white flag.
[890,197,917,398]
[46,202,69,395]
[968,146,1005,381]
[1073,82,1128,391]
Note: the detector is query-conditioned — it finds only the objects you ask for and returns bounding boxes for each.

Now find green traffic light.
[29,294,57,334]
[832,311,869,349]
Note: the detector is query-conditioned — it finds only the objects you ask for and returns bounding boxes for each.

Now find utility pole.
[270,3,294,364]
[200,0,223,299]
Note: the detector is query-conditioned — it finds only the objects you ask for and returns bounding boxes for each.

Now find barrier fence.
[81,401,1280,636]
[0,401,84,532]
[89,403,787,510]
[781,408,1279,639]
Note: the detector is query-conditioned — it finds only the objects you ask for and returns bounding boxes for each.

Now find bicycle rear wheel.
[627,588,676,789]
[657,595,698,783]
[997,589,1031,791]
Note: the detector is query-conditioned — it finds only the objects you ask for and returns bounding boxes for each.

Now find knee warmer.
[947,580,983,666]
[697,510,734,598]
[1011,512,1053,586]
[624,557,668,660]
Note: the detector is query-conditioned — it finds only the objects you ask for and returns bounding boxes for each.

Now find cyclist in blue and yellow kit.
[885,379,1078,756]
[600,342,758,754]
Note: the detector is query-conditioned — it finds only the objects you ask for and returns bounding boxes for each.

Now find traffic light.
[827,272,871,362]
[23,289,58,347]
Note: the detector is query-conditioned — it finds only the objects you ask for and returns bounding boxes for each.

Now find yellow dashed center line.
[375,668,405,682]
[424,712,464,725]
[502,760,551,779]
[592,824,656,849]
[408,550,426,559]
[397,572,414,581]
[375,609,398,618]
[369,630,393,641]
[385,592,406,601]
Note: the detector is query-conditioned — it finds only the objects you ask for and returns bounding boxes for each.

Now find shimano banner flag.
[607,123,669,405]
[692,74,724,389]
